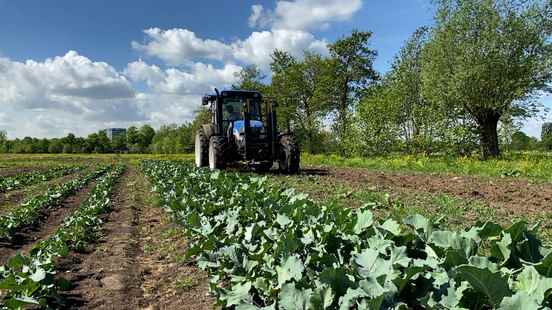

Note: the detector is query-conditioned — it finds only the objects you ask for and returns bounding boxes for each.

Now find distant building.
[104,128,126,141]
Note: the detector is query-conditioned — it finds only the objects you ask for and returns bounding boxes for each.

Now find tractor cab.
[221,95,264,148]
[195,89,299,173]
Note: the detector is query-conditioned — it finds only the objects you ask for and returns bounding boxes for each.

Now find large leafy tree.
[422,0,552,158]
[270,50,333,152]
[0,130,7,153]
[542,122,552,150]
[232,65,268,93]
[138,124,155,151]
[327,30,379,153]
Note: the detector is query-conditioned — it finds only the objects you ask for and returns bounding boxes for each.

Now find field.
[0,153,552,309]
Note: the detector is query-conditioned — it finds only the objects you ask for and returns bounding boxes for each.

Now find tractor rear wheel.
[209,136,227,170]
[278,135,300,174]
[195,129,209,168]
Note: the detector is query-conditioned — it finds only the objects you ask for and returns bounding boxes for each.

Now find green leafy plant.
[142,160,552,309]
[0,166,109,240]
[0,166,82,193]
[0,165,125,308]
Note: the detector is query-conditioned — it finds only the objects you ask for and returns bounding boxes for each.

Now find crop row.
[141,160,552,309]
[0,166,110,240]
[0,164,125,308]
[0,166,82,193]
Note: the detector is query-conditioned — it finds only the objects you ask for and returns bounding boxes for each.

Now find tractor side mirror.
[202,96,209,106]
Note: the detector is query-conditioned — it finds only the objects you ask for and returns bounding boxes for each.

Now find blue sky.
[0,0,548,138]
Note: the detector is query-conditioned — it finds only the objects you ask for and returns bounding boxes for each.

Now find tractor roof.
[220,89,262,98]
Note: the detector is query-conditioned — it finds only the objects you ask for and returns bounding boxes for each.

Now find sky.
[0,0,549,139]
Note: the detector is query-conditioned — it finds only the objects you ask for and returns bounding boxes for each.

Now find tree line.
[1,0,551,158]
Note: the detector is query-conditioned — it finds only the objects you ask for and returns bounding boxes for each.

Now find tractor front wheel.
[278,135,300,174]
[195,129,209,168]
[209,136,227,170]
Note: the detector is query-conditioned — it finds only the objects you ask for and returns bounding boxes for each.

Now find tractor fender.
[202,124,216,139]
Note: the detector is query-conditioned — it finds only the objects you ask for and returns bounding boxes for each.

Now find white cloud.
[131,1,360,71]
[132,28,328,71]
[125,59,241,94]
[131,28,233,66]
[249,4,272,28]
[0,51,149,138]
[231,29,329,70]
[1,1,364,138]
[122,60,242,132]
[249,0,362,31]
[0,51,136,112]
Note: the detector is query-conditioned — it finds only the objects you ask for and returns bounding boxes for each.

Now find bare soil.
[0,179,97,265]
[58,166,214,310]
[314,166,552,218]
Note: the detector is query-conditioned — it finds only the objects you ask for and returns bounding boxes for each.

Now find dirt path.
[59,166,214,309]
[313,166,552,217]
[0,179,97,265]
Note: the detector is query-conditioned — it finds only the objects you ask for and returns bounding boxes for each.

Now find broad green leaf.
[534,252,552,277]
[276,256,305,287]
[492,233,512,264]
[224,282,252,306]
[498,292,539,310]
[320,268,352,297]
[404,214,432,239]
[276,214,292,227]
[511,266,552,304]
[354,249,391,279]
[380,219,401,236]
[353,210,373,234]
[29,267,47,282]
[477,222,503,239]
[390,246,410,268]
[358,278,385,298]
[339,287,368,310]
[505,221,527,243]
[310,286,334,309]
[279,283,312,310]
[455,265,512,306]
[438,279,470,309]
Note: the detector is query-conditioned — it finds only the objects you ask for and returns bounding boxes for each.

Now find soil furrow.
[57,168,143,309]
[0,179,98,265]
[58,166,214,309]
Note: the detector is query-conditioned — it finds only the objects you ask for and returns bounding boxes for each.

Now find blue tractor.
[195,89,300,173]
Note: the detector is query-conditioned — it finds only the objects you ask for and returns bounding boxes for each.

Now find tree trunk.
[477,112,501,159]
[337,80,349,156]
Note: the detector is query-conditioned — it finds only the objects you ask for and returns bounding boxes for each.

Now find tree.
[542,122,552,150]
[327,30,379,154]
[270,50,333,152]
[190,107,212,140]
[232,65,268,92]
[0,130,7,153]
[138,125,155,151]
[270,50,298,132]
[112,134,127,153]
[48,139,63,153]
[510,130,538,150]
[126,126,140,152]
[422,0,552,158]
